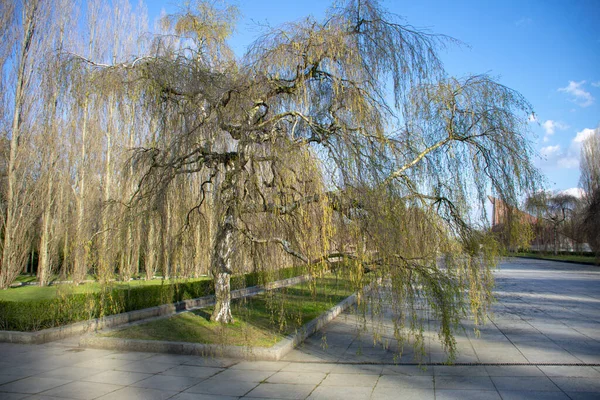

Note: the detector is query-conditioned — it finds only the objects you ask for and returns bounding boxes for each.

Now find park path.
[0,258,599,399]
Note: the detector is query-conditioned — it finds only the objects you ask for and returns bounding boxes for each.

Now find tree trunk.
[212,270,232,323]
[74,94,90,284]
[100,99,113,282]
[553,225,558,255]
[38,178,54,287]
[210,165,238,323]
[210,211,235,323]
[145,217,158,280]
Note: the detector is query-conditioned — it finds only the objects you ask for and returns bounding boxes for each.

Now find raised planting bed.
[80,276,360,360]
[0,266,307,342]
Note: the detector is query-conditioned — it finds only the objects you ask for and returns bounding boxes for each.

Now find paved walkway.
[1,258,599,399]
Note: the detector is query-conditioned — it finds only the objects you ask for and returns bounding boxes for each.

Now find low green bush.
[0,265,308,332]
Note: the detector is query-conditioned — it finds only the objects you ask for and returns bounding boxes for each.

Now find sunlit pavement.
[1,258,599,399]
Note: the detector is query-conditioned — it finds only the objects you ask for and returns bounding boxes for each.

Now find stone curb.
[0,275,309,345]
[79,292,358,361]
[513,255,598,266]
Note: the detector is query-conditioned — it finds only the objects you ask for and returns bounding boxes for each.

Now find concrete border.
[79,292,358,361]
[0,275,309,344]
[513,255,598,266]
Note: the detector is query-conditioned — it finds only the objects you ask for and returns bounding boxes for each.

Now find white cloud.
[540,144,579,169]
[558,157,579,168]
[541,145,561,158]
[542,120,568,135]
[550,127,600,170]
[574,127,598,143]
[592,81,600,88]
[528,113,538,123]
[559,187,585,198]
[558,81,594,107]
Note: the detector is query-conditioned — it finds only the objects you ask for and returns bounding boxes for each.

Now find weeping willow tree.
[80,0,539,357]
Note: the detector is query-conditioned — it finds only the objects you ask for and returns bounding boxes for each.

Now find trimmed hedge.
[0,265,306,332]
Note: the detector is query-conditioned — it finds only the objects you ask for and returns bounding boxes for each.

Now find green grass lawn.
[105,276,355,347]
[513,252,598,265]
[0,277,210,302]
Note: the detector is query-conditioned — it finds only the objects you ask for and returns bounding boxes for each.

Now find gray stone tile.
[73,357,133,370]
[485,365,543,377]
[0,377,71,394]
[245,383,315,399]
[376,374,433,389]
[434,389,501,400]
[491,376,560,392]
[434,376,495,391]
[329,364,382,375]
[498,391,570,400]
[95,386,177,400]
[184,357,237,368]
[115,360,177,374]
[0,393,28,399]
[320,372,379,387]
[36,366,105,380]
[307,385,374,400]
[370,387,434,400]
[103,352,156,361]
[42,381,123,399]
[266,371,327,385]
[0,367,45,380]
[210,368,274,382]
[540,365,600,378]
[83,370,152,386]
[185,378,258,396]
[17,358,74,372]
[230,361,289,371]
[566,393,600,400]
[434,366,490,376]
[160,365,223,378]
[282,349,340,363]
[171,393,237,400]
[381,365,433,376]
[132,374,205,391]
[0,375,28,386]
[280,363,337,373]
[143,354,198,365]
[550,377,600,392]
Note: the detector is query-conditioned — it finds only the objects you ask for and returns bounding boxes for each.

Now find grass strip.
[512,252,598,265]
[105,275,354,348]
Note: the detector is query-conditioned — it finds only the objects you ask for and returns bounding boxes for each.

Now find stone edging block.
[79,292,358,361]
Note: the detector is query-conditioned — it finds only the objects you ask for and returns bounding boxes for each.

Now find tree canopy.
[0,0,541,361]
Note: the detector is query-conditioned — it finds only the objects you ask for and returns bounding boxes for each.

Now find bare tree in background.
[580,128,600,256]
[526,191,579,254]
[0,0,50,289]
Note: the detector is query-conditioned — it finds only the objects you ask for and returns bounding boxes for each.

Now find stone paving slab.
[0,258,598,399]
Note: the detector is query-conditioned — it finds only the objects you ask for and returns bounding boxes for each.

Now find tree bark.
[210,164,238,323]
[38,178,54,286]
[73,94,90,284]
[210,210,235,323]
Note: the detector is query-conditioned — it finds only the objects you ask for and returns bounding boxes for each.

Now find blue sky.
[147,0,600,194]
